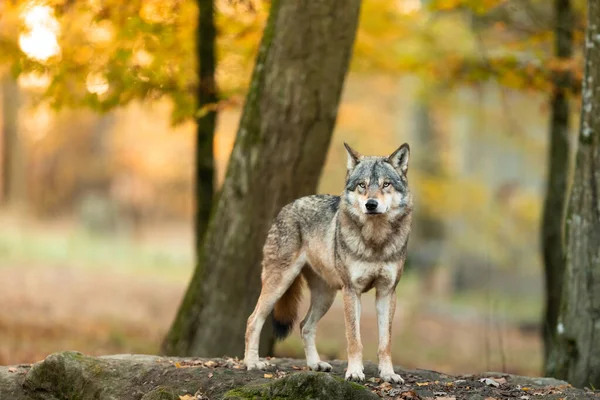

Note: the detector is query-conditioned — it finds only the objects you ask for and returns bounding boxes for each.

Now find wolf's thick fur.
[244,143,413,383]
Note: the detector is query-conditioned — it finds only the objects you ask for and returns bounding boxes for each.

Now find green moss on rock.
[141,386,181,400]
[223,372,378,400]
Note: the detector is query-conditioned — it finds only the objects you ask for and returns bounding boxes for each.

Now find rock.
[0,352,596,399]
[0,365,33,400]
[224,372,378,399]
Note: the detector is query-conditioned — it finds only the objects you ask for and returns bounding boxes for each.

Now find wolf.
[244,143,413,383]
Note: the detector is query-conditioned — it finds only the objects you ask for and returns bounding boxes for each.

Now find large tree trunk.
[162,0,361,357]
[194,0,218,247]
[1,77,25,207]
[546,0,600,388]
[541,0,573,369]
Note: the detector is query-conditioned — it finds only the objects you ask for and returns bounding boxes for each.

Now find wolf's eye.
[358,183,366,189]
[383,182,391,188]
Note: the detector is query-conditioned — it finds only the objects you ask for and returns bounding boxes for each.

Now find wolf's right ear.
[344,142,362,172]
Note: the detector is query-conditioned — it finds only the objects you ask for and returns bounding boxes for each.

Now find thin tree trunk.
[162,0,361,357]
[194,0,218,248]
[546,0,600,388]
[1,77,25,207]
[411,98,448,299]
[541,0,573,368]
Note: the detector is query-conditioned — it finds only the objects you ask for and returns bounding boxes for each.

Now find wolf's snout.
[365,199,379,211]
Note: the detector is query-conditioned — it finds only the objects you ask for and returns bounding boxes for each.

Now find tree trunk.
[194,0,218,247]
[162,0,361,357]
[546,0,600,388]
[541,0,573,369]
[1,77,25,207]
[411,97,448,299]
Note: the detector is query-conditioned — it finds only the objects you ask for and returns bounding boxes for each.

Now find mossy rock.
[141,386,181,400]
[224,372,378,400]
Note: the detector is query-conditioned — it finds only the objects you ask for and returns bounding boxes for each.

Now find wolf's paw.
[308,361,332,372]
[345,365,365,382]
[245,360,272,371]
[380,372,404,384]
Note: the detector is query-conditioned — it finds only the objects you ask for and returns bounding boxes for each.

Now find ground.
[0,214,541,376]
[1,352,598,400]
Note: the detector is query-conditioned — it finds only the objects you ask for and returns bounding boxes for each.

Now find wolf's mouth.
[365,211,383,215]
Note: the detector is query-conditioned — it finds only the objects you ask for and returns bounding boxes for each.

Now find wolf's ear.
[388,143,410,175]
[344,142,362,172]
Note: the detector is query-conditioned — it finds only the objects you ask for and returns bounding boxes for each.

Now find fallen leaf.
[291,365,302,370]
[437,397,456,400]
[174,362,182,369]
[179,395,194,400]
[264,373,273,378]
[194,390,210,400]
[480,378,500,388]
[492,377,507,385]
[204,360,217,368]
[416,382,431,386]
[399,390,418,399]
[8,367,17,373]
[519,396,530,400]
[208,372,213,378]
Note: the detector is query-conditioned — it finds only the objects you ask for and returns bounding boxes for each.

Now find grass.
[0,216,193,282]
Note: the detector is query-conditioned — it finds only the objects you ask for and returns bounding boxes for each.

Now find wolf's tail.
[272,275,304,340]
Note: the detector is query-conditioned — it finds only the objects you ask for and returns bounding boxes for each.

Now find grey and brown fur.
[244,143,413,383]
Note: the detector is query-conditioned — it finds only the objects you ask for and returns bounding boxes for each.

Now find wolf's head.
[342,143,412,220]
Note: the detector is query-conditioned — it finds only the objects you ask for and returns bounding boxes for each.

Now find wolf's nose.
[365,199,378,211]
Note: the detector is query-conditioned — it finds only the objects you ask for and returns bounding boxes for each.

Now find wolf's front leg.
[375,289,404,384]
[342,288,365,381]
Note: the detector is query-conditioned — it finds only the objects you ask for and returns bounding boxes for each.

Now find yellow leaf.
[179,395,194,400]
[416,382,430,386]
[264,373,273,378]
[174,362,182,368]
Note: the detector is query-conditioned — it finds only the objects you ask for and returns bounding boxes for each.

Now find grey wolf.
[244,143,413,383]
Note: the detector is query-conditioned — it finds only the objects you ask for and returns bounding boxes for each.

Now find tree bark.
[1,77,25,207]
[194,0,218,248]
[162,0,361,357]
[541,0,573,369]
[546,0,600,388]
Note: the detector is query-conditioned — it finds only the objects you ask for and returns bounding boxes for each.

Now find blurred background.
[0,0,586,377]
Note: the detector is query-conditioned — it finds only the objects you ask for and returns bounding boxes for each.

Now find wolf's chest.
[348,261,399,292]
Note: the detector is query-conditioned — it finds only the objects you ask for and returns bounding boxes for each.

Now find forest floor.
[0,214,542,377]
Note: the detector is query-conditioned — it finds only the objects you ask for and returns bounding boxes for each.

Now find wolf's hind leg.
[244,257,304,370]
[300,269,336,372]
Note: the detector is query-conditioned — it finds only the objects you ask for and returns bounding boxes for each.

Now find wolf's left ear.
[388,143,410,175]
[344,142,362,172]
